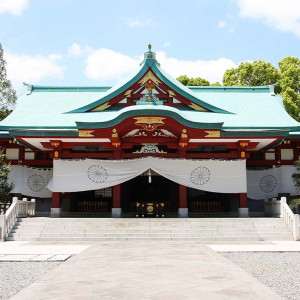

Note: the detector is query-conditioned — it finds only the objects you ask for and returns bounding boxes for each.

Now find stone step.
[7,217,293,242]
[5,236,293,241]
[16,218,283,223]
[14,221,287,226]
[11,230,289,235]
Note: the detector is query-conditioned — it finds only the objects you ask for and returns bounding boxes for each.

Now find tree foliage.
[278,57,300,121]
[222,60,281,88]
[177,75,210,86]
[0,150,14,205]
[0,43,17,121]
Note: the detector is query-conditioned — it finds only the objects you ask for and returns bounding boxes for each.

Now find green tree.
[210,82,221,86]
[279,57,300,121]
[223,60,280,88]
[177,75,190,86]
[0,150,14,206]
[177,75,210,86]
[0,43,17,121]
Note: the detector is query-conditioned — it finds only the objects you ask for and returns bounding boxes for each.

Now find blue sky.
[1,0,300,94]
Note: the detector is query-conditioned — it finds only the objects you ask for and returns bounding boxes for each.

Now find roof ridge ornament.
[140,44,160,66]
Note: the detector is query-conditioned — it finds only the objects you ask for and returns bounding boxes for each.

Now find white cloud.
[163,42,171,48]
[85,48,237,84]
[156,51,237,83]
[124,17,155,27]
[4,52,64,90]
[235,0,300,36]
[0,0,28,15]
[85,48,139,81]
[67,43,92,57]
[218,21,226,28]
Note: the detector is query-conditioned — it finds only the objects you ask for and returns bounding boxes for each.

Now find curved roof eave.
[75,108,224,130]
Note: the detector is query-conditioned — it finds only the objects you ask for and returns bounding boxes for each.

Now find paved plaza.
[0,241,294,299]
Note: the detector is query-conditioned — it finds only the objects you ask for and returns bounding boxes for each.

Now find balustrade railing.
[0,197,36,242]
[280,197,300,241]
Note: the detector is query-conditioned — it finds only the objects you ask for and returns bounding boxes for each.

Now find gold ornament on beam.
[91,102,111,112]
[111,128,118,138]
[79,130,95,137]
[189,103,208,111]
[168,90,176,98]
[124,90,132,98]
[134,117,165,132]
[204,130,220,138]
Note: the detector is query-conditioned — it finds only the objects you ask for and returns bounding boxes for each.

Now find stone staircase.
[6,217,293,241]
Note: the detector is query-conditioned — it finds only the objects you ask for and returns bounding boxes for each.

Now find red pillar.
[239,193,248,208]
[178,148,188,217]
[179,185,187,208]
[113,185,121,208]
[112,149,122,217]
[52,192,61,208]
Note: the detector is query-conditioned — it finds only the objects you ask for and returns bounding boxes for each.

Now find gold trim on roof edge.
[138,70,161,86]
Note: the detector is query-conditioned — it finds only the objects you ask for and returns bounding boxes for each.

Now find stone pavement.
[9,241,281,300]
[0,241,91,262]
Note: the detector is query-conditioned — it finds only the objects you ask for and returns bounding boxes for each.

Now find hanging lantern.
[148,169,152,184]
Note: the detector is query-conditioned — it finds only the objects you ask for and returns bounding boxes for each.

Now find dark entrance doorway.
[70,188,112,213]
[187,188,231,216]
[122,174,178,215]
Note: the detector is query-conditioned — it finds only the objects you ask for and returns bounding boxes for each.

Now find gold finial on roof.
[148,44,151,50]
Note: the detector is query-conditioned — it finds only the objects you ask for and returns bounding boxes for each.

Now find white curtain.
[8,166,53,198]
[49,157,247,193]
[247,166,298,199]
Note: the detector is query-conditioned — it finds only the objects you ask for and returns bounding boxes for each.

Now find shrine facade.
[1,45,300,218]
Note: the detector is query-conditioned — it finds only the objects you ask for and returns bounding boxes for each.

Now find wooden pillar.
[19,146,25,163]
[113,185,121,208]
[275,146,281,163]
[112,149,122,217]
[51,192,61,217]
[178,148,188,217]
[179,185,187,208]
[52,192,61,208]
[239,193,247,208]
[238,193,249,217]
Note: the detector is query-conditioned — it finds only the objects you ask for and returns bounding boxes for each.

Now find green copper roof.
[1,47,300,136]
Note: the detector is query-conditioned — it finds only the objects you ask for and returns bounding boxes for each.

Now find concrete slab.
[11,241,280,300]
[48,254,71,261]
[0,254,37,261]
[0,241,91,255]
[208,240,300,252]
[29,254,54,261]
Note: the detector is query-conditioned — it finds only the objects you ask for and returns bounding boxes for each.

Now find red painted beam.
[246,160,295,166]
[7,160,53,166]
[59,152,114,159]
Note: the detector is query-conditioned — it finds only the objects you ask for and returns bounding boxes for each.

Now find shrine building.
[1,45,300,218]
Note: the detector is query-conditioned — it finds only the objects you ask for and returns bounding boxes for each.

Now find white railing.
[0,197,36,242]
[281,197,300,241]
